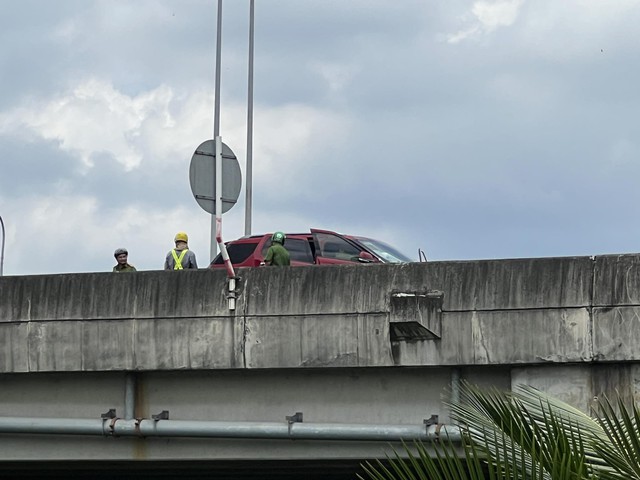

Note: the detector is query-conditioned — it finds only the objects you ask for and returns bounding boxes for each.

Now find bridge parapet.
[1,254,639,373]
[3,254,640,469]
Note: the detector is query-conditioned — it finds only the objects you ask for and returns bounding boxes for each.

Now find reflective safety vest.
[171,249,188,270]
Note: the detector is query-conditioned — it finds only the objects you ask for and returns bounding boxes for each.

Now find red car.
[209,228,412,268]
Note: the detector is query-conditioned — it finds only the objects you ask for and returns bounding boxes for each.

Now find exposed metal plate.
[189,139,242,214]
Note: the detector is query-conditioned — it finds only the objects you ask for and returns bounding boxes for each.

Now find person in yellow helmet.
[164,232,198,270]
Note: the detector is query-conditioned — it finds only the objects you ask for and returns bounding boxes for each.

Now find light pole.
[0,215,5,276]
[244,0,255,236]
[210,0,223,263]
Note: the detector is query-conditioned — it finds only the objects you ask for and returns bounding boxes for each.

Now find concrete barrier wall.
[0,270,238,372]
[0,270,230,321]
[230,255,594,317]
[387,256,593,311]
[1,254,639,373]
[3,255,640,466]
[593,254,640,306]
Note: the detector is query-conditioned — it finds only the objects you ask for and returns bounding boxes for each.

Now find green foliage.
[359,383,640,480]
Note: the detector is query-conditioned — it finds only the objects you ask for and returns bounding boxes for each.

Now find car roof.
[227,232,313,243]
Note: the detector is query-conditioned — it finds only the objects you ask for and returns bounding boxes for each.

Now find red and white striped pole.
[215,136,236,309]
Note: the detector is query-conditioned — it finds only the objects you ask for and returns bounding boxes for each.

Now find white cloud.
[0,192,213,275]
[444,0,640,56]
[447,0,524,43]
[5,0,640,274]
[0,76,354,274]
[446,26,482,44]
[473,0,524,31]
[253,104,351,189]
[0,79,174,171]
[0,78,351,183]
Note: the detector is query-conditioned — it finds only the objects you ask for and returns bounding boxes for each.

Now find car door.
[260,236,315,266]
[311,229,375,265]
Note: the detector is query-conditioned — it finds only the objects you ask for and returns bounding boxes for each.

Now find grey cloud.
[0,134,189,211]
[0,137,77,196]
[76,157,194,211]
[3,0,640,275]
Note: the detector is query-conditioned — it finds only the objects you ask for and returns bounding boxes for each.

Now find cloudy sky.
[1,0,639,275]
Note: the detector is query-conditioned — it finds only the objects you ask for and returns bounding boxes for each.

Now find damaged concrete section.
[389,290,444,341]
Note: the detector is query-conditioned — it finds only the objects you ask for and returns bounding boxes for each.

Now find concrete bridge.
[1,254,640,478]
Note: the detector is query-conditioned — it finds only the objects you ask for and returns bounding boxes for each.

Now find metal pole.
[212,138,237,308]
[0,215,5,276]
[124,374,136,420]
[210,0,223,262]
[450,368,461,425]
[213,137,236,284]
[213,0,222,139]
[216,137,223,240]
[244,0,255,236]
[0,416,462,442]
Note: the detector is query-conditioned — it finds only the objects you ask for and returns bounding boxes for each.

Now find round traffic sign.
[189,139,242,214]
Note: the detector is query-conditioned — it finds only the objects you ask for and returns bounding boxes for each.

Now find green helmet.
[272,231,286,245]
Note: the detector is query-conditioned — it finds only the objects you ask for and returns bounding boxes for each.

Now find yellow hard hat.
[174,232,188,243]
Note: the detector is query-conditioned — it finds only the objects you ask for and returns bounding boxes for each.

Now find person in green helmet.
[264,231,290,266]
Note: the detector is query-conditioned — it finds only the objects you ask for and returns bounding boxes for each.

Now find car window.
[314,233,361,262]
[212,242,259,265]
[353,237,413,263]
[261,238,314,263]
[287,238,315,263]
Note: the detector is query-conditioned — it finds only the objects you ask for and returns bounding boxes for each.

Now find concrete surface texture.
[1,254,638,372]
[1,254,640,466]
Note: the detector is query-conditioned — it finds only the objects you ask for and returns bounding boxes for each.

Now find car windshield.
[353,237,413,263]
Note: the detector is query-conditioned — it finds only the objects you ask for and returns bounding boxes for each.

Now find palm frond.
[593,395,640,480]
[360,382,640,480]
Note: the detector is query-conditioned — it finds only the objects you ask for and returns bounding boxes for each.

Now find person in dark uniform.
[264,231,290,266]
[113,248,136,272]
